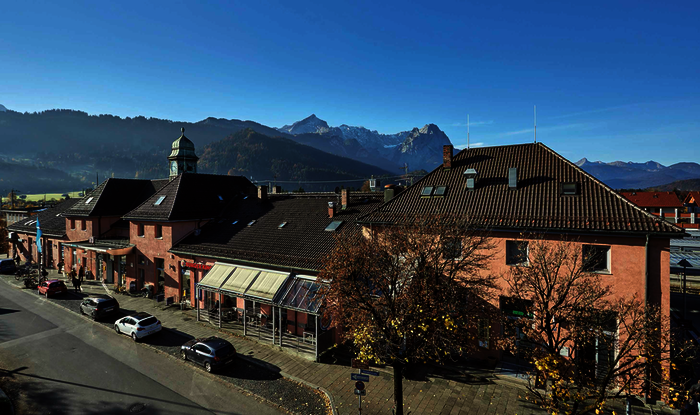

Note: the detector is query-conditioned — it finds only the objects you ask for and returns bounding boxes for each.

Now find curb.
[0,276,334,415]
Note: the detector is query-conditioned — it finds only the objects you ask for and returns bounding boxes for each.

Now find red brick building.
[359,143,683,378]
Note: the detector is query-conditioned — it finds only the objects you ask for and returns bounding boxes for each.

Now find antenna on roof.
[534,105,537,143]
[467,114,470,149]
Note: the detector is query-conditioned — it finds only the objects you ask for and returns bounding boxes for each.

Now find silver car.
[114,312,162,341]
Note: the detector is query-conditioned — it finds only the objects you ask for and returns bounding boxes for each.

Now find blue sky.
[1,0,698,165]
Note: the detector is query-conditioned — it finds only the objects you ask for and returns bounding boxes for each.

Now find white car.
[114,312,162,341]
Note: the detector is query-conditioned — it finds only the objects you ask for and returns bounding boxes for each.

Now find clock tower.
[168,127,199,180]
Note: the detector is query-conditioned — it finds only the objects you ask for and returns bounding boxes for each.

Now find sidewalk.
[6,264,677,415]
[48,270,539,415]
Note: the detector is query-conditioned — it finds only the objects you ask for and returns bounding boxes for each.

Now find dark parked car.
[80,295,120,320]
[38,280,68,297]
[180,337,236,373]
[0,258,17,274]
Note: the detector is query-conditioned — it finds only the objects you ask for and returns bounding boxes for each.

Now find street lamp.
[677,258,692,322]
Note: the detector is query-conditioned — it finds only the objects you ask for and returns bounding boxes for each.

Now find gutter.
[168,249,319,274]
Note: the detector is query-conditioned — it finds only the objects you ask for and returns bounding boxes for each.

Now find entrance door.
[105,256,113,284]
[96,254,103,280]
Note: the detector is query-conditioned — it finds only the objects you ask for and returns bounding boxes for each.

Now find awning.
[105,246,134,256]
[219,266,260,295]
[278,275,327,315]
[245,270,290,301]
[197,263,235,291]
[64,239,134,255]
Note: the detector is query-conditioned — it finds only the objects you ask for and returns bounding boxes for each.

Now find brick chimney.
[328,202,336,218]
[341,189,350,209]
[443,145,453,170]
[258,185,268,201]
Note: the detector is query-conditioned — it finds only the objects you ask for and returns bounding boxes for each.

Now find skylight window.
[434,186,447,197]
[154,196,167,206]
[232,220,238,225]
[421,186,434,197]
[278,222,287,228]
[561,182,580,196]
[85,197,94,204]
[247,220,256,227]
[325,221,343,232]
[218,195,223,201]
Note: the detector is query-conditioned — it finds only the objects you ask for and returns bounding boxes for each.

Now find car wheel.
[45,291,49,298]
[132,332,138,342]
[180,350,187,361]
[115,325,120,334]
[204,362,212,373]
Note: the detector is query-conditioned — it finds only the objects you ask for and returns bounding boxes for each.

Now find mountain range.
[0,104,697,194]
[575,158,700,189]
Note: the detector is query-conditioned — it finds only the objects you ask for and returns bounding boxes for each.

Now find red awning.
[105,246,134,256]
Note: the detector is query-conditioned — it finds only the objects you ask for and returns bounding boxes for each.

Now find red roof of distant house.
[684,192,700,206]
[620,192,682,208]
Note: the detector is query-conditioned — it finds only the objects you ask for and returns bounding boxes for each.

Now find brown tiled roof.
[620,192,683,209]
[684,192,700,206]
[123,173,256,221]
[63,178,165,217]
[8,199,80,237]
[170,193,384,271]
[359,143,683,235]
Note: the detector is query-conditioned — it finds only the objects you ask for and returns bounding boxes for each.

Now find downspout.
[644,234,649,306]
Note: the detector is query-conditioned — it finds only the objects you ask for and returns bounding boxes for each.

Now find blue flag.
[36,217,42,254]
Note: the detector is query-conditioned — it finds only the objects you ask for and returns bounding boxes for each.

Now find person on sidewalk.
[71,274,78,292]
[57,260,64,274]
[78,265,84,282]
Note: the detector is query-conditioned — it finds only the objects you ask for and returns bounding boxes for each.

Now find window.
[442,237,462,259]
[85,197,94,204]
[139,255,146,265]
[80,220,86,231]
[155,258,165,293]
[137,224,144,237]
[421,186,434,197]
[583,245,610,273]
[478,318,490,348]
[278,222,287,228]
[247,220,256,227]
[325,221,343,232]
[434,186,447,197]
[561,182,580,195]
[70,219,75,230]
[155,224,163,239]
[506,241,529,266]
[154,196,166,206]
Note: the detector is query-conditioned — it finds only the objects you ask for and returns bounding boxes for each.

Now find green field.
[1,191,84,203]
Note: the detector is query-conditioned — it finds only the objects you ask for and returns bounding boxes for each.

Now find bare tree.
[502,237,695,414]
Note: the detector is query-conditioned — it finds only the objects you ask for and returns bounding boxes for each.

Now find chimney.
[258,185,268,201]
[384,184,395,203]
[271,186,282,194]
[443,145,453,170]
[328,202,336,218]
[341,189,350,209]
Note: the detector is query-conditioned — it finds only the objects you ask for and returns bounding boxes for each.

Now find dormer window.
[561,182,580,195]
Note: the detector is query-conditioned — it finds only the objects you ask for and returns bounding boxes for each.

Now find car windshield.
[138,317,158,326]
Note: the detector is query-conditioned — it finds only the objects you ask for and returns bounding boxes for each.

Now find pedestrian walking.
[78,265,84,282]
[76,277,82,292]
[71,275,78,292]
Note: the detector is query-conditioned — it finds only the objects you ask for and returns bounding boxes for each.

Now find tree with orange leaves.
[318,214,496,415]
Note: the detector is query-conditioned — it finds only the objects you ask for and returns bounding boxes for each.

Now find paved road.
[0,280,284,415]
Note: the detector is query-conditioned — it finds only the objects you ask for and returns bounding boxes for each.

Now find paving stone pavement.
[3,264,679,415]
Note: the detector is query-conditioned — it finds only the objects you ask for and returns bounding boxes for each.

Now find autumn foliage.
[318,214,496,414]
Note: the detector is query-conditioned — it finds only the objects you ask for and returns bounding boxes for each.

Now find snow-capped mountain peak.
[277,114,330,135]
